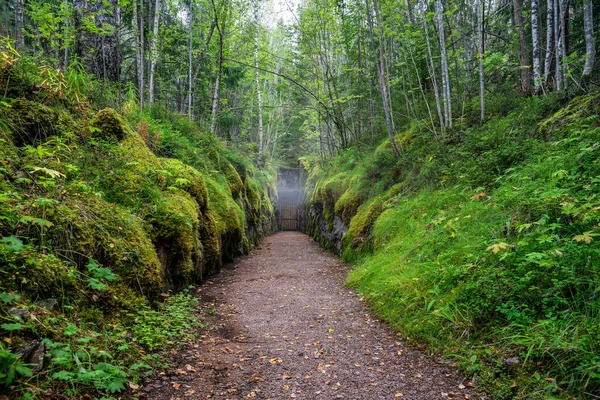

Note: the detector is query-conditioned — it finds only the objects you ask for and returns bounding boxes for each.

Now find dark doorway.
[277,168,303,231]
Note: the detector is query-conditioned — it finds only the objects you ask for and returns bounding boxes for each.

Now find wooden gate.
[278,168,303,231]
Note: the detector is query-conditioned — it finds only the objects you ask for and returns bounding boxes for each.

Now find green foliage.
[0,43,275,399]
[309,93,600,399]
[0,343,33,387]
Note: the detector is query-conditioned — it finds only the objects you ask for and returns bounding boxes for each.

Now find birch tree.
[133,0,144,108]
[436,0,452,129]
[544,0,554,85]
[531,0,541,93]
[148,0,162,104]
[478,0,485,120]
[14,0,24,50]
[371,0,401,157]
[254,0,264,167]
[582,0,595,82]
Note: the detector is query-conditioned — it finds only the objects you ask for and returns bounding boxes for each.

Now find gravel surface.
[145,232,479,400]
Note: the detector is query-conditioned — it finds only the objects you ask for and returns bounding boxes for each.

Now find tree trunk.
[14,0,24,50]
[531,0,541,93]
[582,0,595,81]
[148,0,162,104]
[559,0,568,89]
[423,14,444,135]
[94,0,120,82]
[370,0,401,157]
[513,0,531,95]
[187,6,193,120]
[210,1,228,136]
[133,0,145,108]
[478,0,485,121]
[544,0,554,85]
[554,0,562,90]
[436,0,452,129]
[254,0,264,168]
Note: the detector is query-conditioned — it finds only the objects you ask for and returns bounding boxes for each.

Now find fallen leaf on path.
[394,394,403,397]
[283,375,293,380]
[282,385,290,390]
[172,383,181,390]
[128,382,139,390]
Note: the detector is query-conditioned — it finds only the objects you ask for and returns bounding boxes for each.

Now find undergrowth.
[306,92,600,399]
[0,39,275,398]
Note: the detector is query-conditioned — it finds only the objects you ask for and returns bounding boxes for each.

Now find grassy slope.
[0,52,275,398]
[305,93,600,399]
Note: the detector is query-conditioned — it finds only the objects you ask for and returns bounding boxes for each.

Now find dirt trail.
[146,232,478,400]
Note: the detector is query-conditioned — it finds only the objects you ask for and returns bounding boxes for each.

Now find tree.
[370,0,401,157]
[148,0,162,104]
[582,0,595,82]
[531,0,541,93]
[436,0,452,128]
[14,0,24,50]
[254,0,265,167]
[513,0,531,95]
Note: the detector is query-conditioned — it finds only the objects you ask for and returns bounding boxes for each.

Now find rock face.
[14,340,45,373]
[304,201,348,254]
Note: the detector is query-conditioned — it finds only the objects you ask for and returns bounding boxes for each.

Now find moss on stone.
[0,99,60,147]
[90,108,128,141]
[41,195,164,299]
[160,158,208,211]
[221,160,244,199]
[150,189,202,287]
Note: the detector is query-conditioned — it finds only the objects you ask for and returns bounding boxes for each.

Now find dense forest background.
[3,0,597,164]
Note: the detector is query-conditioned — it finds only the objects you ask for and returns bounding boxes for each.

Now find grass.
[0,41,276,398]
[307,92,600,399]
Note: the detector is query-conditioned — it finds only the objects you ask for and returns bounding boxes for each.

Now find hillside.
[304,93,600,399]
[0,49,276,398]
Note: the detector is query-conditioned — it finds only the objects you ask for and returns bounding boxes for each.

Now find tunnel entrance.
[277,167,304,231]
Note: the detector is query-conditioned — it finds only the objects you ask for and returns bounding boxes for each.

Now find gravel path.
[146,232,478,400]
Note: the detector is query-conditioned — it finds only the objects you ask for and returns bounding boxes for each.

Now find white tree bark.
[133,0,145,108]
[582,0,595,80]
[187,6,193,119]
[254,0,264,167]
[478,0,485,121]
[544,0,554,84]
[554,0,562,90]
[423,14,444,135]
[531,0,541,93]
[436,0,452,128]
[371,0,401,157]
[148,0,162,104]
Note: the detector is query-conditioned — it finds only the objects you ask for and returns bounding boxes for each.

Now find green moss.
[311,172,350,229]
[0,98,60,147]
[160,158,208,211]
[220,160,244,199]
[342,195,385,252]
[41,195,164,300]
[537,93,600,138]
[90,108,128,141]
[150,189,201,287]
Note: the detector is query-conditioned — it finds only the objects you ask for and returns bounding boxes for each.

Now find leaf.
[93,267,116,281]
[105,377,127,393]
[52,371,75,381]
[14,365,33,377]
[30,167,65,179]
[19,216,54,228]
[486,242,510,254]
[1,323,23,331]
[0,292,20,304]
[63,323,77,336]
[88,278,106,290]
[0,236,28,252]
[572,231,598,244]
